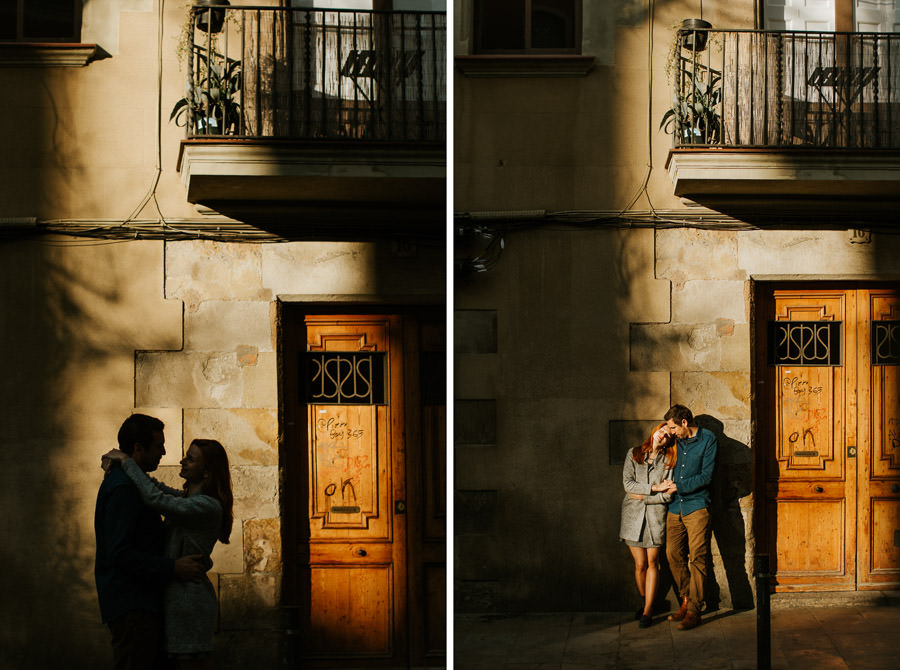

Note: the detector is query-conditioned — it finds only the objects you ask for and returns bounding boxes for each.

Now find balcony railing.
[666,28,900,149]
[181,5,446,142]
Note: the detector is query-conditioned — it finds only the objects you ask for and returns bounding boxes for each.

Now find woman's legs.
[643,547,661,615]
[628,546,648,601]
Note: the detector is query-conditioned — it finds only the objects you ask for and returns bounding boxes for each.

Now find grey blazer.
[618,448,674,545]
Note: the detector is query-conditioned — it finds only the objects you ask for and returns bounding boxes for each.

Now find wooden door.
[280,307,446,668]
[758,285,900,591]
[857,289,900,588]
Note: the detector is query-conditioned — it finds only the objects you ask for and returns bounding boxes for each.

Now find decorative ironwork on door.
[768,321,842,366]
[872,321,900,365]
[305,352,387,404]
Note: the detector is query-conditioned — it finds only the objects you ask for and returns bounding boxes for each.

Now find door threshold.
[771,590,900,609]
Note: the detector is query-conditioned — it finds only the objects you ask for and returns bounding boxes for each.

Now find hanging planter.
[680,18,712,52]
[196,0,230,34]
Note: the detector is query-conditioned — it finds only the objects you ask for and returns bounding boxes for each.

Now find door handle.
[356,548,367,557]
[815,486,824,493]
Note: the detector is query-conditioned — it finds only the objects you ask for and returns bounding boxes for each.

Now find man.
[94,414,205,669]
[661,404,717,631]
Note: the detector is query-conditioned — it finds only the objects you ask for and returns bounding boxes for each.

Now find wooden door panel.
[303,315,406,665]
[858,289,900,588]
[308,566,393,656]
[869,500,900,573]
[770,500,845,575]
[767,290,856,589]
[282,307,445,666]
[309,405,383,534]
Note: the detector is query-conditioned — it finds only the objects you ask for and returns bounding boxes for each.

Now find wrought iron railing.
[665,28,900,148]
[180,4,446,142]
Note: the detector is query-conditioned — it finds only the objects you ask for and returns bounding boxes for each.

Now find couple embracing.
[619,404,718,630]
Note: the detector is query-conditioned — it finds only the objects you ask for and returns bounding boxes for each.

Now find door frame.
[277,298,445,667]
[751,279,900,592]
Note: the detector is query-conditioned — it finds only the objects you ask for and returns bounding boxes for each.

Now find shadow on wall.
[0,240,132,669]
[696,414,754,611]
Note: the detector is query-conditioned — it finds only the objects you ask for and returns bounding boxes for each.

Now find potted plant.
[659,66,722,145]
[170,53,242,135]
[680,18,712,52]
[195,0,230,34]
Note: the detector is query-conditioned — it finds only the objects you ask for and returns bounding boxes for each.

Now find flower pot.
[196,0,230,34]
[680,18,711,52]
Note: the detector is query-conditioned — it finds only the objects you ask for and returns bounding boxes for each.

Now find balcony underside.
[666,149,900,219]
[178,139,445,235]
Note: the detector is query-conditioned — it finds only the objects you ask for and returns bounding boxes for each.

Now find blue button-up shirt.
[669,426,717,517]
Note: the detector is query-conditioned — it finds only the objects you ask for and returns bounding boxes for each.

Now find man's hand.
[174,554,208,583]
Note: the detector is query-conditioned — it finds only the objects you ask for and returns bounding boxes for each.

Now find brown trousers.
[666,507,711,615]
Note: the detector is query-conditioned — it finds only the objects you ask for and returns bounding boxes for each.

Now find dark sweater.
[94,464,174,623]
[668,427,718,517]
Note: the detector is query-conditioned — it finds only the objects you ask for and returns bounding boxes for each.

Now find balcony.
[176,4,446,230]
[664,28,900,218]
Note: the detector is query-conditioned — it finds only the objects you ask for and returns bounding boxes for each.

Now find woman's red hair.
[631,422,677,468]
[191,438,234,543]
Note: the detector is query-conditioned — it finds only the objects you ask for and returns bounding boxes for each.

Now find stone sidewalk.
[454,603,900,669]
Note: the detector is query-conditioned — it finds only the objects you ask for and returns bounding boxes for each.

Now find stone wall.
[455,222,900,613]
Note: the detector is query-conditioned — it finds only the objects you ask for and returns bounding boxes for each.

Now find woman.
[103,439,234,669]
[619,423,676,628]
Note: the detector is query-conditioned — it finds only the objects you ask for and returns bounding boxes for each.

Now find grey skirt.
[621,519,663,549]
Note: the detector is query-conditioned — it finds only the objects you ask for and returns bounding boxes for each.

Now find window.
[474,0,580,54]
[0,0,82,42]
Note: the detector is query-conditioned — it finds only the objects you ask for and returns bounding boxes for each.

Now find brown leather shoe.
[667,597,689,622]
[677,611,701,630]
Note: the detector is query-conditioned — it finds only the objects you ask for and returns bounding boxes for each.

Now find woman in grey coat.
[104,439,234,670]
[619,423,676,628]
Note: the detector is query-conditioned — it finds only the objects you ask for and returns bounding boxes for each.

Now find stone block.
[656,228,745,286]
[218,573,282,631]
[630,322,748,372]
[240,353,277,407]
[165,241,263,304]
[454,445,501,490]
[454,354,501,398]
[738,230,885,276]
[455,310,498,353]
[184,409,277,466]
[135,352,277,409]
[670,372,751,419]
[232,466,279,519]
[261,242,377,295]
[211,524,244,575]
[184,300,274,353]
[244,518,282,573]
[672,280,747,325]
[455,490,498,534]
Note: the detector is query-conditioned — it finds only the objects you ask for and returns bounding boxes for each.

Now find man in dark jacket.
[94,414,205,669]
[661,404,717,631]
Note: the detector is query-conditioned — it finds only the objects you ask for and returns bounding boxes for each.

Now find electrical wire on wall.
[0,0,293,246]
